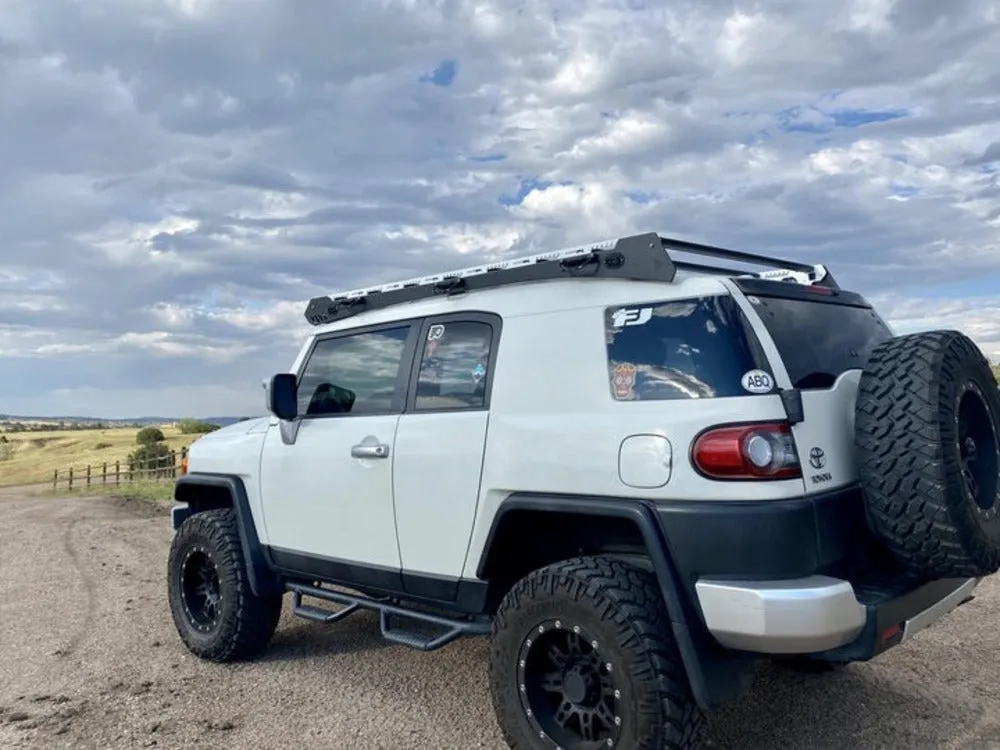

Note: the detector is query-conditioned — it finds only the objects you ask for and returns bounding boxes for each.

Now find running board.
[287,582,492,652]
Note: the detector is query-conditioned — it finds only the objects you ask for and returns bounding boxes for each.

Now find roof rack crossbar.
[303,231,834,326]
[657,236,817,275]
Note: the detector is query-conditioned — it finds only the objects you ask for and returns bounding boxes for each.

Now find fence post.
[86,464,91,488]
[52,469,58,490]
[102,462,107,485]
[68,467,74,491]
[115,460,120,486]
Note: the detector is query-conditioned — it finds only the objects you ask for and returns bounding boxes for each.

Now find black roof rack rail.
[303,231,834,326]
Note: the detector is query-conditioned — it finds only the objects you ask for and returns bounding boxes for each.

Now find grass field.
[0,424,198,488]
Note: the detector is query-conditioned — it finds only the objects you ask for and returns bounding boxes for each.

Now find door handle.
[351,442,390,459]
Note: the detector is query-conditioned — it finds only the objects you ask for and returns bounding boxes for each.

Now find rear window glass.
[604,295,773,401]
[746,293,892,389]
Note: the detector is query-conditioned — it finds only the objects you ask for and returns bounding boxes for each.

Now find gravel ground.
[1,489,998,749]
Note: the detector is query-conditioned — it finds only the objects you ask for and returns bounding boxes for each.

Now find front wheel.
[488,556,706,750]
[167,508,283,661]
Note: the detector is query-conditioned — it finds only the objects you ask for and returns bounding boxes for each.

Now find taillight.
[692,422,801,480]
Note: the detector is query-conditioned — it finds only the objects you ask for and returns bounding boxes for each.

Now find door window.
[297,326,411,416]
[414,321,494,410]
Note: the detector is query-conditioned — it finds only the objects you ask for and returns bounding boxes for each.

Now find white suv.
[166,232,1000,750]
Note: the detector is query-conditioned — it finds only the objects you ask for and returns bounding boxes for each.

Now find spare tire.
[855,329,1000,579]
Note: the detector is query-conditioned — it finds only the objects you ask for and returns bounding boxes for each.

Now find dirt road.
[1,491,999,749]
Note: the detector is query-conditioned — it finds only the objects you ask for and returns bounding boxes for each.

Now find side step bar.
[287,581,492,652]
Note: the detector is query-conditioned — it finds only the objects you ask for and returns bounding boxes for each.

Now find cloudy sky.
[2,0,999,419]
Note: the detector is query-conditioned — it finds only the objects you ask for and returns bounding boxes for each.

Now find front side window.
[414,321,493,410]
[298,326,411,416]
[604,295,772,401]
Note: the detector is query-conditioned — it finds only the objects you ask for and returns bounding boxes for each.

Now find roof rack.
[303,231,836,326]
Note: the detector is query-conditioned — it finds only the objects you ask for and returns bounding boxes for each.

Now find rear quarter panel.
[461,302,806,578]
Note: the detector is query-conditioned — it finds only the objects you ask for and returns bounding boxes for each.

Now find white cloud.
[1,0,999,416]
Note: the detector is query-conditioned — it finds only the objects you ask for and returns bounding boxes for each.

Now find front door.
[258,322,420,570]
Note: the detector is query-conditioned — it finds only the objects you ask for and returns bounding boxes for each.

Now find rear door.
[729,279,895,494]
[391,312,500,596]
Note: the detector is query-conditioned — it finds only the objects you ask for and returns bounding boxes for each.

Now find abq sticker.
[741,369,774,394]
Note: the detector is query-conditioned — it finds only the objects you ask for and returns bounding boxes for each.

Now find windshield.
[741,287,893,390]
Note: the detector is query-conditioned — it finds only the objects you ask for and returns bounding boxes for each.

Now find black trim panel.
[817,577,974,662]
[267,546,489,615]
[733,277,870,308]
[174,473,285,597]
[654,484,876,582]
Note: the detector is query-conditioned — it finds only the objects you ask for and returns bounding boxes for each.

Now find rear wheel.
[855,329,1000,579]
[167,508,283,661]
[489,556,706,750]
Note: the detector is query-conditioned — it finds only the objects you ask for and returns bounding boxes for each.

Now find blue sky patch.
[831,108,908,128]
[625,190,658,204]
[890,184,921,198]
[420,59,458,87]
[467,153,506,163]
[498,177,555,206]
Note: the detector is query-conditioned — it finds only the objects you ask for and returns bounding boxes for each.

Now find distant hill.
[0,414,251,428]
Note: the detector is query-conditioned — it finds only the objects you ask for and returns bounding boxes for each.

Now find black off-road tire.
[167,508,284,661]
[489,556,706,750]
[855,329,1000,579]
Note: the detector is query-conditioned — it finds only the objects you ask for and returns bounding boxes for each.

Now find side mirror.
[268,373,298,421]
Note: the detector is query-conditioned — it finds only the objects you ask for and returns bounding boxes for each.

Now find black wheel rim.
[957,381,1000,517]
[516,619,622,749]
[180,546,222,632]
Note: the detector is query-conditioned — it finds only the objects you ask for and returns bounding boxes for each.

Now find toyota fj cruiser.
[166,232,1000,750]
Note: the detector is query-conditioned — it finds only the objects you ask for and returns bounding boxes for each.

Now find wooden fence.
[52,446,189,491]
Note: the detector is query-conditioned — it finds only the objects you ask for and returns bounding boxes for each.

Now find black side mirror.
[268,373,298,420]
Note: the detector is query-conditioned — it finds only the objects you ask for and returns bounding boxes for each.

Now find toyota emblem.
[809,447,826,470]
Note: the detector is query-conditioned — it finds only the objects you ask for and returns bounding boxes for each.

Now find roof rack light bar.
[303,231,835,326]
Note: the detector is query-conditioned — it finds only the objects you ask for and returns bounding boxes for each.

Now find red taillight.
[805,284,834,295]
[692,422,801,480]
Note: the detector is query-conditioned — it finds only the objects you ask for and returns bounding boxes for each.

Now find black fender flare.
[475,493,754,712]
[172,473,285,597]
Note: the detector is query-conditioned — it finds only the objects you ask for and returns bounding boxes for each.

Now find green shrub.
[177,418,221,435]
[127,442,174,478]
[136,426,166,445]
[0,439,15,461]
[95,442,113,450]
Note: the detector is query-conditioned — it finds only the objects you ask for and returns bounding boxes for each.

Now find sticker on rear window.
[741,369,774,394]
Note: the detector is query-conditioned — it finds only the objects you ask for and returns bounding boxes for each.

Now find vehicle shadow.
[262,606,395,661]
[704,660,982,749]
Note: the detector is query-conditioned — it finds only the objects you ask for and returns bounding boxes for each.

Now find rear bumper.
[694,574,979,656]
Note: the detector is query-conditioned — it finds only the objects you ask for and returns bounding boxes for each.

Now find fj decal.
[610,307,652,328]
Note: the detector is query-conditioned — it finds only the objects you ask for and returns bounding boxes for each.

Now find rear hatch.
[728,278,895,494]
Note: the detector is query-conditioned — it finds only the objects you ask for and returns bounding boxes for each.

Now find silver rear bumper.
[695,575,979,654]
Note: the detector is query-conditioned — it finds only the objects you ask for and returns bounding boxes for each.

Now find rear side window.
[604,296,773,401]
